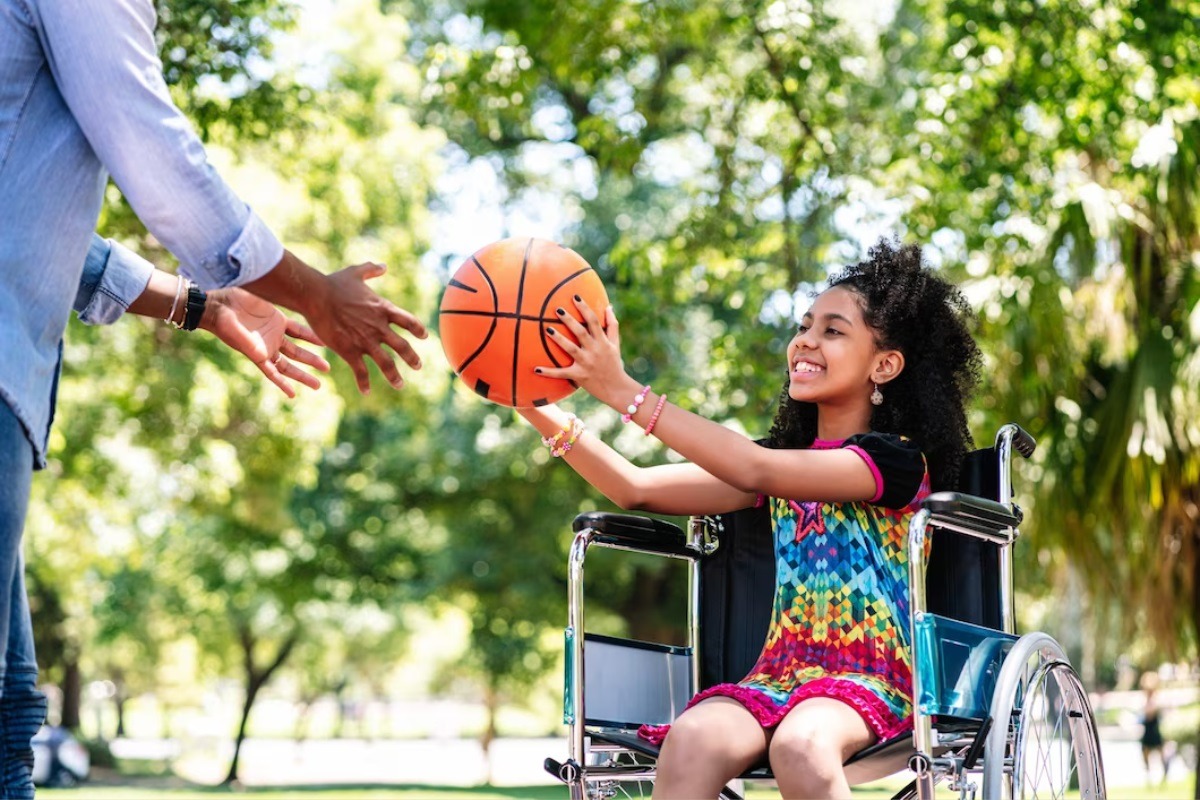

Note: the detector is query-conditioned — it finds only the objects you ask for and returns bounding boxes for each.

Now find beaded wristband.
[541,415,577,448]
[621,385,652,423]
[542,415,585,457]
[551,422,583,457]
[644,394,668,436]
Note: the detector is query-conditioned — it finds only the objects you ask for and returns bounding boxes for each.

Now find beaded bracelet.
[542,415,585,458]
[644,394,668,436]
[551,420,583,457]
[621,385,652,423]
[541,415,576,448]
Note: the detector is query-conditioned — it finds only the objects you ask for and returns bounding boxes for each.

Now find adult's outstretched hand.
[201,288,330,398]
[303,261,428,393]
[247,253,428,394]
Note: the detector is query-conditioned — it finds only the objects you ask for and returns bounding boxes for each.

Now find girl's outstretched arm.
[517,405,756,516]
[538,302,878,504]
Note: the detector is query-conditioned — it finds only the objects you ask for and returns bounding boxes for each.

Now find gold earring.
[870,381,884,406]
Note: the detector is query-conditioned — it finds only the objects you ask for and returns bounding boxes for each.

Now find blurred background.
[28,0,1200,796]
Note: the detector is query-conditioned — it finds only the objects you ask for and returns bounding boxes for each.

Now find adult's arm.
[35,0,427,391]
[75,236,328,396]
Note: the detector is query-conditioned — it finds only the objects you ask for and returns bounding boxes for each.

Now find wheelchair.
[543,424,1106,799]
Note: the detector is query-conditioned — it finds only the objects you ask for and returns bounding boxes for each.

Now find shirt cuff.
[182,207,284,289]
[75,238,155,325]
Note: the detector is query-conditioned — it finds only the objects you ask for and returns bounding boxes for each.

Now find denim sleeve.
[74,235,154,325]
[32,0,283,289]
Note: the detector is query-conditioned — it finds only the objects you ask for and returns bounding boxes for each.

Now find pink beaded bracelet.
[621,385,652,423]
[644,394,667,436]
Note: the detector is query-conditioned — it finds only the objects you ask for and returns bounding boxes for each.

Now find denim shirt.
[1,0,285,467]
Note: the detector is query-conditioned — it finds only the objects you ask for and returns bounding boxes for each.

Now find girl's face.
[786,286,890,405]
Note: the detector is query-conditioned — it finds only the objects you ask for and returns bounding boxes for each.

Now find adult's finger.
[387,305,429,339]
[256,356,297,398]
[365,345,404,389]
[285,318,326,347]
[380,329,422,370]
[278,356,322,391]
[280,339,330,373]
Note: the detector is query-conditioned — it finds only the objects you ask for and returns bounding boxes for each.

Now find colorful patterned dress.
[640,433,930,744]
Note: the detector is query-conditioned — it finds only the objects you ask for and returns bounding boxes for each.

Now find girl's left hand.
[538,298,629,405]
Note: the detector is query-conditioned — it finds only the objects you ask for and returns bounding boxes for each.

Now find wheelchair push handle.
[997,422,1036,459]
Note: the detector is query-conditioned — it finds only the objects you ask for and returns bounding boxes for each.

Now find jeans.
[0,401,48,799]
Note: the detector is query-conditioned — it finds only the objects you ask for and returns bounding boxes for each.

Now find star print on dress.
[789,499,826,542]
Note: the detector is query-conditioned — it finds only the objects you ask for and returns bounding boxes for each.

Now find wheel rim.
[1011,661,1104,799]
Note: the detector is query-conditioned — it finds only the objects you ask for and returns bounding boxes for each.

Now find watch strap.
[181,284,207,331]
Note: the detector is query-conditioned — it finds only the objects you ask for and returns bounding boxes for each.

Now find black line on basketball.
[448,278,477,293]
[456,257,501,374]
[537,267,595,368]
[441,309,560,322]
[510,238,534,405]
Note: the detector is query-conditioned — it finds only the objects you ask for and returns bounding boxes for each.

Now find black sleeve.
[843,432,926,510]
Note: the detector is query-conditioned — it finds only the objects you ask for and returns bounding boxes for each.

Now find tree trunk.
[223,626,300,785]
[481,682,498,786]
[1192,547,1200,800]
[115,695,126,738]
[60,657,82,730]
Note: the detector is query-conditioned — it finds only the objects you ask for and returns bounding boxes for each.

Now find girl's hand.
[201,288,331,397]
[537,300,631,407]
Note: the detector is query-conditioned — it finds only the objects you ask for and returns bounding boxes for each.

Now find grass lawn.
[35,777,1196,799]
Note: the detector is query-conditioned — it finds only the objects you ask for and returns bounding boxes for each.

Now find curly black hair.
[764,238,982,492]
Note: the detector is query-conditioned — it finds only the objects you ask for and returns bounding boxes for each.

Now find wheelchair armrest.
[922,491,1023,542]
[572,512,693,558]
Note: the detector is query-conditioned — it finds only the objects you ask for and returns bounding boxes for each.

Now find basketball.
[438,237,609,407]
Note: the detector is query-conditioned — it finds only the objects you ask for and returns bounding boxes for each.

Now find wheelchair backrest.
[698,447,1005,689]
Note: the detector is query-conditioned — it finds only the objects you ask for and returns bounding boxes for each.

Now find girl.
[520,239,981,799]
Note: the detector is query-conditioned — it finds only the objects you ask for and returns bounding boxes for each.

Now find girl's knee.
[769,724,843,777]
[661,714,728,763]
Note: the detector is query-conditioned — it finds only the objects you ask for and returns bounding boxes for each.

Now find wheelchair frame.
[545,424,1105,800]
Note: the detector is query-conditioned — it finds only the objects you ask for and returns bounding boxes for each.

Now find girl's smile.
[789,357,826,381]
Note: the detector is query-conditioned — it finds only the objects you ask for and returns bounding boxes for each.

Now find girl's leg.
[654,696,767,799]
[767,698,874,800]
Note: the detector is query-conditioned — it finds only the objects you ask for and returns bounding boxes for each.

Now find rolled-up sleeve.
[74,235,154,325]
[32,0,284,289]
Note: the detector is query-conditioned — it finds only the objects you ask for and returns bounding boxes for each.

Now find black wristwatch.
[181,284,207,331]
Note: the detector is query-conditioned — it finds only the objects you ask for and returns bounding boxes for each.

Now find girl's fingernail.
[535,367,544,374]
[547,327,556,336]
[573,294,582,302]
[556,307,566,315]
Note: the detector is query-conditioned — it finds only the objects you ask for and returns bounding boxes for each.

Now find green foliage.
[24,0,1200,760]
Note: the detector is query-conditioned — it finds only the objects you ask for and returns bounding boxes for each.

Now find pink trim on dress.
[637,677,911,746]
[844,444,885,503]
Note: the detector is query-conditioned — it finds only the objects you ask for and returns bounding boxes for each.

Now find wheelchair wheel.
[983,632,1106,799]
